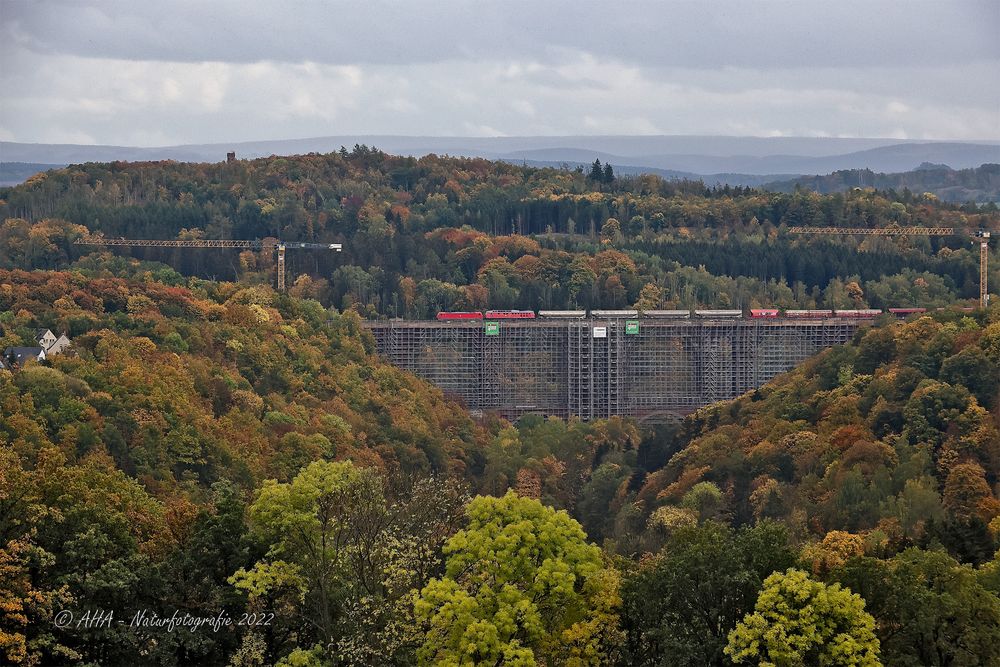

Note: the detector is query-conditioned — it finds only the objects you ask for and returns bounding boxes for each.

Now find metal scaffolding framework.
[366,318,867,422]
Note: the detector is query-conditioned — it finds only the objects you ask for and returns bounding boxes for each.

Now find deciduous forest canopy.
[1,150,999,665]
[2,149,997,315]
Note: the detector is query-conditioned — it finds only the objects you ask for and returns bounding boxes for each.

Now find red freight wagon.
[750,309,780,318]
[484,310,536,319]
[436,311,484,321]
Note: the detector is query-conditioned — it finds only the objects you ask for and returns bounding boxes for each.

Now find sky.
[1,0,998,146]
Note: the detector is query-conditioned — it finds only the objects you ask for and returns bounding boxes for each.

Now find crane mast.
[277,244,286,291]
[74,236,343,291]
[787,226,991,309]
[979,231,991,309]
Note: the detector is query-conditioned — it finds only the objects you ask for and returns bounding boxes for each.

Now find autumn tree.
[413,491,622,666]
[0,447,78,665]
[832,549,1000,666]
[940,345,1000,413]
[943,462,1000,521]
[232,461,469,665]
[1,447,170,665]
[634,283,664,311]
[847,281,865,306]
[680,481,728,522]
[601,217,622,244]
[726,568,881,667]
[802,530,866,576]
[621,521,796,666]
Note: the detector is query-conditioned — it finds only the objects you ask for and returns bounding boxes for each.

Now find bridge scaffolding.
[366,317,868,422]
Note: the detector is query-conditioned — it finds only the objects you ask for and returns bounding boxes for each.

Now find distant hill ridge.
[2,135,998,178]
[2,137,999,201]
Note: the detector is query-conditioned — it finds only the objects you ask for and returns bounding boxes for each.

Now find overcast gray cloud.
[1,0,998,145]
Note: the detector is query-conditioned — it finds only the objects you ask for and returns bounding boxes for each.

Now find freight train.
[435,308,930,321]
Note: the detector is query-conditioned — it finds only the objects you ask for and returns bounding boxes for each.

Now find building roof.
[46,335,73,356]
[4,347,46,363]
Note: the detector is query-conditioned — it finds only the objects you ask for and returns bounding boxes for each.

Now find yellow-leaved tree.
[726,568,881,667]
[413,491,622,666]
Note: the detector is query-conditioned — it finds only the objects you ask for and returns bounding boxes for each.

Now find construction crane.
[74,236,343,291]
[787,226,992,309]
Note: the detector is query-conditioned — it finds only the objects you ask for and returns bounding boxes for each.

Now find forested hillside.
[3,265,1000,665]
[3,151,1000,665]
[0,268,485,664]
[2,148,997,315]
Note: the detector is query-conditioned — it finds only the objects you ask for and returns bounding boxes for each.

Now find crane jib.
[787,226,991,309]
[786,226,955,235]
[74,238,341,251]
[72,237,343,291]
